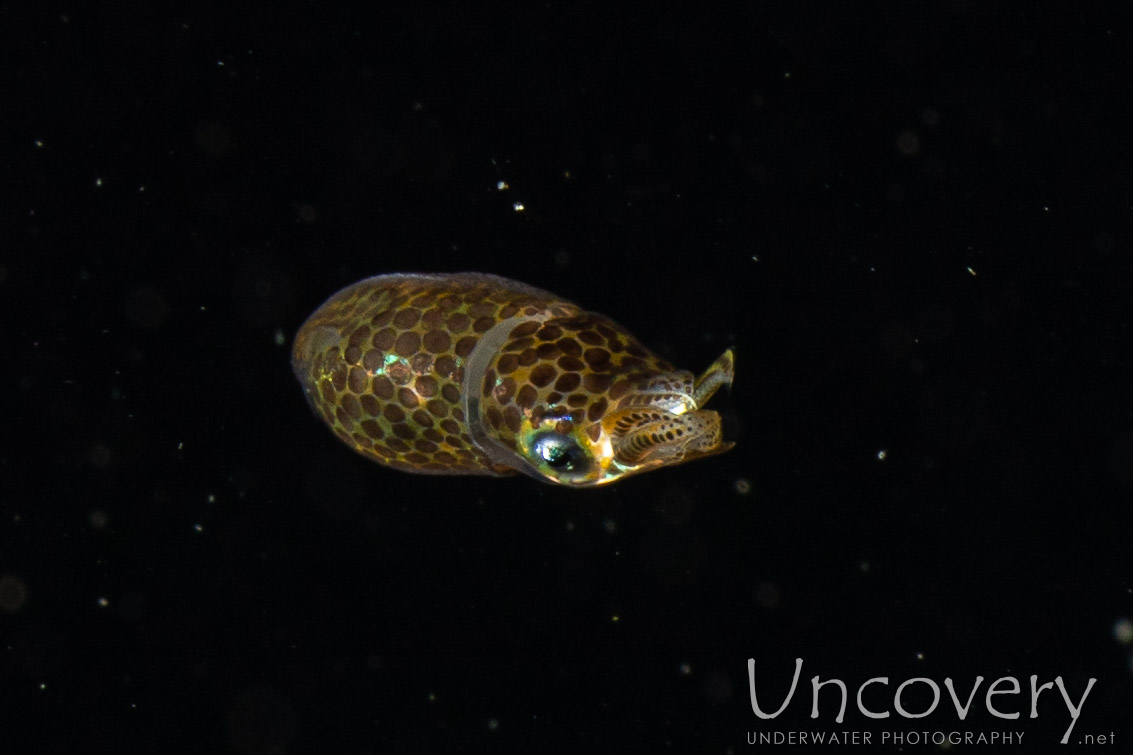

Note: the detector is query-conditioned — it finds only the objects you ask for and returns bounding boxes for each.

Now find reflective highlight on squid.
[292,273,734,486]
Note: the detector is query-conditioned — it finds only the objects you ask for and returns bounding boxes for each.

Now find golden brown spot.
[373,445,397,459]
[414,439,438,454]
[386,437,410,452]
[421,307,445,327]
[536,342,561,359]
[555,419,573,434]
[320,381,336,404]
[411,292,438,308]
[480,369,496,398]
[370,309,395,328]
[587,397,608,422]
[536,324,563,340]
[393,308,421,329]
[397,387,419,409]
[349,324,372,345]
[372,375,395,399]
[410,353,434,374]
[504,406,521,433]
[554,373,581,392]
[486,405,503,430]
[516,384,537,409]
[608,338,626,353]
[335,406,350,427]
[530,364,558,388]
[383,404,406,423]
[394,332,421,357]
[423,428,444,443]
[583,348,611,366]
[415,375,438,397]
[557,337,582,356]
[509,321,540,338]
[393,424,416,441]
[426,398,448,417]
[434,355,457,377]
[441,384,462,404]
[518,348,538,366]
[499,304,519,319]
[626,341,648,358]
[361,419,383,439]
[341,394,362,419]
[557,355,585,371]
[438,295,461,312]
[344,344,362,364]
[446,312,470,332]
[348,366,368,393]
[360,394,380,417]
[330,363,347,391]
[422,330,451,354]
[455,336,478,358]
[440,418,460,434]
[578,330,603,345]
[608,380,631,401]
[567,393,588,408]
[404,451,429,465]
[434,451,457,465]
[469,301,497,318]
[497,354,519,374]
[362,349,383,373]
[582,373,612,393]
[372,328,396,351]
[504,336,535,353]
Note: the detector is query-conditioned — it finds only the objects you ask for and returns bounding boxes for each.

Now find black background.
[4,3,1132,753]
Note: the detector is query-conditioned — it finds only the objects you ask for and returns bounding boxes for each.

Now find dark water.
[4,5,1132,752]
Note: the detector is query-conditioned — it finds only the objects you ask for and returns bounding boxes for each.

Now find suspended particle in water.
[0,574,29,613]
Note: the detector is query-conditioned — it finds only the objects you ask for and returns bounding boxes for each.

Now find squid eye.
[533,433,590,474]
